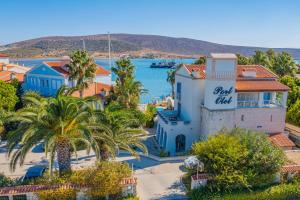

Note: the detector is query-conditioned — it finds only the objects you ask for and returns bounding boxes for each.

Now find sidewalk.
[286,123,300,137]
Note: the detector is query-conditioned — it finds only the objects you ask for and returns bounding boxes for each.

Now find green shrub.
[191,128,286,191]
[145,104,156,128]
[0,173,14,187]
[189,181,300,200]
[70,161,132,199]
[0,80,18,111]
[118,196,139,200]
[159,149,168,157]
[31,161,133,199]
[37,188,77,200]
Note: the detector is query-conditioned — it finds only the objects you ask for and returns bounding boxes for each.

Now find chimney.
[242,68,257,78]
[10,73,16,80]
[192,70,201,78]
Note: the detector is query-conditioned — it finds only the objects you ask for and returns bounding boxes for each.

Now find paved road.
[117,153,188,200]
[0,143,188,200]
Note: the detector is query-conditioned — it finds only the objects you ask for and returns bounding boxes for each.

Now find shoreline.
[11,56,197,61]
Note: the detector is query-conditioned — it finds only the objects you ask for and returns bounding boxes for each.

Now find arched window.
[175,134,186,153]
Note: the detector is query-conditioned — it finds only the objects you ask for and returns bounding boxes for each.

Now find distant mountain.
[2,33,300,59]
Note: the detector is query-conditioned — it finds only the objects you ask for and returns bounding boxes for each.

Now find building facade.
[0,54,9,64]
[0,54,30,82]
[156,53,290,156]
[23,57,112,97]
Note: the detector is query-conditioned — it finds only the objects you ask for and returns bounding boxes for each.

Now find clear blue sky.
[1,0,300,48]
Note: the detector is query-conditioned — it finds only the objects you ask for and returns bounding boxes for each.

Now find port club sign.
[213,86,233,104]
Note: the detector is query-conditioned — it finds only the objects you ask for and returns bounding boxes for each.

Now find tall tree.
[111,58,146,109]
[252,50,270,67]
[67,50,97,97]
[237,54,252,65]
[194,56,206,65]
[167,69,176,98]
[95,109,148,159]
[112,58,135,87]
[6,87,105,175]
[272,52,296,77]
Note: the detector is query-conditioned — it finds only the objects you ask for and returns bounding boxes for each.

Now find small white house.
[0,53,9,64]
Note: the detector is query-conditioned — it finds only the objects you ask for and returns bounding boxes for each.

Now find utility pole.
[82,39,86,50]
[108,32,111,69]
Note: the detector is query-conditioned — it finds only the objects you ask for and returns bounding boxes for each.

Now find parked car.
[21,165,46,182]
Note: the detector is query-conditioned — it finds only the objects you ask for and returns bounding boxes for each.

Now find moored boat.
[150,61,176,68]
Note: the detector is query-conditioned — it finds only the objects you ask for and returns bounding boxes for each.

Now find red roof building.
[157,53,291,156]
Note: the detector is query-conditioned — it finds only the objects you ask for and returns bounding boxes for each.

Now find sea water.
[13,58,195,103]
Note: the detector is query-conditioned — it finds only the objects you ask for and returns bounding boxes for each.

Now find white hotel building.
[156,53,290,156]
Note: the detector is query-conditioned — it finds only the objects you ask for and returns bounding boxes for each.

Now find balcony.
[157,110,190,125]
[237,100,258,108]
[237,100,283,108]
[262,100,282,108]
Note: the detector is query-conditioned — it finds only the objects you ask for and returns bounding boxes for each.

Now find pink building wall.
[235,107,286,133]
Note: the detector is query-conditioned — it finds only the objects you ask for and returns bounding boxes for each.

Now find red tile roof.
[183,64,289,92]
[51,66,69,76]
[44,61,69,77]
[281,165,300,173]
[185,64,206,79]
[120,177,137,185]
[191,173,210,181]
[71,82,111,98]
[184,64,277,80]
[237,65,277,79]
[268,133,296,148]
[0,53,9,58]
[236,80,290,92]
[96,82,111,93]
[96,65,110,76]
[0,71,24,82]
[0,177,136,195]
[45,62,110,77]
[0,184,81,195]
[45,61,65,67]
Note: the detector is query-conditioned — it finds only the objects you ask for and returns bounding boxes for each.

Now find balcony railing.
[237,100,258,108]
[237,100,282,108]
[157,110,190,125]
[262,100,282,107]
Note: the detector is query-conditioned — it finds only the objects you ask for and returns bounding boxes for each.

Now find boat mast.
[108,32,111,69]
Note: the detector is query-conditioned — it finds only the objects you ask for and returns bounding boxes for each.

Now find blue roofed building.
[23,56,112,97]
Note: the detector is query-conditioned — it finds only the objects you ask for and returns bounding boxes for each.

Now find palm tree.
[115,77,147,109]
[167,70,176,98]
[194,56,206,65]
[6,87,105,175]
[252,51,270,67]
[272,52,296,77]
[66,50,97,97]
[96,109,148,159]
[111,58,147,109]
[111,58,135,87]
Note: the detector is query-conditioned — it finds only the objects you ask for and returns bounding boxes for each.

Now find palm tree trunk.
[56,139,71,175]
[79,89,83,98]
[100,144,110,161]
[171,84,175,99]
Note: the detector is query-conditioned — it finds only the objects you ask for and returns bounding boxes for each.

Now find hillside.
[2,33,300,58]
